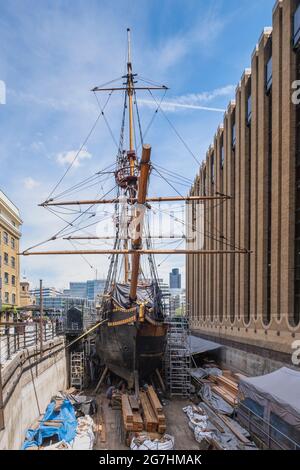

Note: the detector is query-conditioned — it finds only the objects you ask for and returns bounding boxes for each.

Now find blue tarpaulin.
[22,399,77,449]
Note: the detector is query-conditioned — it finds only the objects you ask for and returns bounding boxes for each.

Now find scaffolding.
[70,351,85,389]
[164,314,191,397]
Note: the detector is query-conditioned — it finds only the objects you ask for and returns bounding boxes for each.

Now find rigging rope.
[93,91,119,149]
[148,89,201,166]
[46,111,103,201]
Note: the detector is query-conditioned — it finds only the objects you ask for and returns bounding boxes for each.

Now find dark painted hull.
[96,320,167,387]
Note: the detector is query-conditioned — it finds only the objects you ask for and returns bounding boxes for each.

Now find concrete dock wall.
[0,337,67,450]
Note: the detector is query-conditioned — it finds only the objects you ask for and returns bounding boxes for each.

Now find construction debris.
[23,390,96,450]
[182,402,257,450]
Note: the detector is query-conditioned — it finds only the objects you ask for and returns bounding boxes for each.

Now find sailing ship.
[22,29,249,388]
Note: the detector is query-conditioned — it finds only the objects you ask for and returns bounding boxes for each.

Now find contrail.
[140,99,225,113]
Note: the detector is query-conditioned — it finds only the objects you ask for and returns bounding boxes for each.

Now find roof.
[187,335,222,355]
[0,189,20,218]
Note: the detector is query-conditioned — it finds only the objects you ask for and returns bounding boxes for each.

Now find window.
[220,137,225,169]
[266,57,273,93]
[232,123,236,148]
[247,94,252,124]
[211,153,215,184]
[12,275,16,286]
[11,256,15,268]
[3,231,8,244]
[4,292,9,303]
[11,237,15,249]
[4,252,8,265]
[294,4,300,47]
[4,272,9,284]
[12,294,16,305]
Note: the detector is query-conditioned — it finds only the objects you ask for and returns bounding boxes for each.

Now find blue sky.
[0,0,275,289]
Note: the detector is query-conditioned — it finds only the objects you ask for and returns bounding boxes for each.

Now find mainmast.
[125,28,150,301]
[124,28,135,284]
[127,28,135,160]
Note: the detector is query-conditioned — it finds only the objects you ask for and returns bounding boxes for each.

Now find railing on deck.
[0,321,59,365]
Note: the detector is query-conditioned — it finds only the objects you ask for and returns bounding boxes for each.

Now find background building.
[20,278,36,308]
[187,0,300,376]
[0,190,22,310]
[63,279,106,301]
[169,268,181,289]
[30,287,63,298]
[31,284,95,315]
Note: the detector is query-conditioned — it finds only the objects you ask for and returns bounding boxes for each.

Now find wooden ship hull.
[96,282,167,387]
[96,319,167,387]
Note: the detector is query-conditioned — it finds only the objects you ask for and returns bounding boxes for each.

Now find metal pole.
[39,279,43,357]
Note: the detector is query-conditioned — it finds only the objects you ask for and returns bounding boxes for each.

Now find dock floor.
[94,393,200,450]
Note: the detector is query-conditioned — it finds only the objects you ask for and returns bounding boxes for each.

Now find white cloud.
[24,177,40,190]
[56,148,92,168]
[175,85,236,104]
[139,85,235,113]
[140,100,225,113]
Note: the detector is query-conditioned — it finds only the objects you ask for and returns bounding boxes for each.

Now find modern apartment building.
[0,190,22,309]
[169,268,182,289]
[186,0,300,375]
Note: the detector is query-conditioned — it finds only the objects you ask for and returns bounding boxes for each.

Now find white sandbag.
[71,415,95,450]
[131,434,174,450]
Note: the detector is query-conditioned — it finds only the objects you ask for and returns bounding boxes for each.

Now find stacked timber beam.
[121,386,166,436]
[145,386,166,434]
[209,374,239,406]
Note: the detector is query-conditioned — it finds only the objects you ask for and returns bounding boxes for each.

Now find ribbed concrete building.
[187,0,300,375]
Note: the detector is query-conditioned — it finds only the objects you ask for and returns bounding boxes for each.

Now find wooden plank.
[94,366,108,394]
[146,385,163,413]
[215,375,238,393]
[158,424,166,434]
[217,414,250,444]
[140,392,158,432]
[128,395,139,411]
[155,368,166,393]
[122,394,133,423]
[132,412,143,432]
[212,385,237,405]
